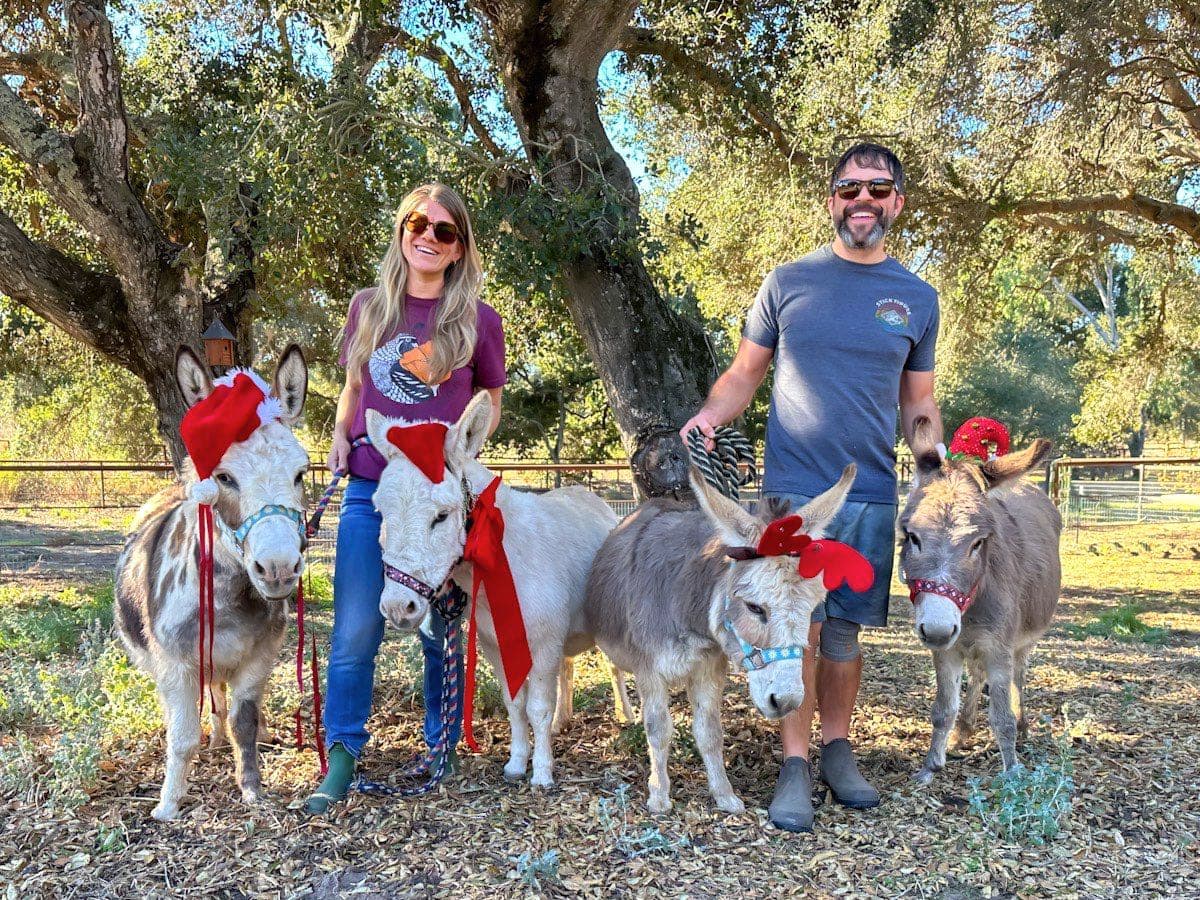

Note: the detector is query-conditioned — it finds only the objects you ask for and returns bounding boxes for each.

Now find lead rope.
[686,426,757,500]
[353,580,470,796]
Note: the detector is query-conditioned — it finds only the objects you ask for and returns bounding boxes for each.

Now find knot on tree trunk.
[631,426,694,500]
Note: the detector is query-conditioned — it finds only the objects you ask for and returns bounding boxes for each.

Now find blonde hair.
[344,183,484,384]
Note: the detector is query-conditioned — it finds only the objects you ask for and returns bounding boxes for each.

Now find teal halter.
[218,504,306,549]
[721,562,807,672]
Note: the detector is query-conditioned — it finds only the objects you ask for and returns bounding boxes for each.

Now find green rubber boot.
[305,744,355,814]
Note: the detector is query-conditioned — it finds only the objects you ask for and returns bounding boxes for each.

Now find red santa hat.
[180,369,283,503]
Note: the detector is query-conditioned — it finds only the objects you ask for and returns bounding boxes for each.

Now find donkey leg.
[502,682,532,781]
[686,655,742,813]
[953,663,985,751]
[611,665,634,724]
[527,664,559,787]
[153,680,202,821]
[208,683,229,750]
[915,650,963,785]
[1013,646,1031,740]
[228,664,273,803]
[639,673,674,814]
[551,657,574,736]
[986,654,1020,772]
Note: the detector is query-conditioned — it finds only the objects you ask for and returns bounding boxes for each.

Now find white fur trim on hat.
[191,478,219,504]
[214,367,282,426]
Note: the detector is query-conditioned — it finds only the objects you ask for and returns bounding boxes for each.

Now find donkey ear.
[980,439,1053,492]
[689,465,760,546]
[272,344,308,423]
[795,464,856,538]
[365,410,401,461]
[445,391,492,469]
[175,346,212,409]
[908,416,943,484]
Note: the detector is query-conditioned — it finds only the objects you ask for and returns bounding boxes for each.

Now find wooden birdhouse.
[202,320,236,372]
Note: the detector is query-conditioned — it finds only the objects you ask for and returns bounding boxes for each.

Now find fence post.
[99,461,107,508]
[1137,463,1145,523]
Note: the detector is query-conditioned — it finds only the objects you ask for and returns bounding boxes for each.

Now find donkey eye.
[904,530,921,550]
[294,470,306,486]
[744,601,766,619]
[970,537,986,555]
[216,473,238,490]
[431,510,450,529]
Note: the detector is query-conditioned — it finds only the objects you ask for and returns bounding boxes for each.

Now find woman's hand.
[327,431,352,475]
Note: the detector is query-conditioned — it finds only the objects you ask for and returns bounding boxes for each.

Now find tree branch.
[997,193,1200,246]
[618,25,809,168]
[0,204,133,366]
[388,26,505,159]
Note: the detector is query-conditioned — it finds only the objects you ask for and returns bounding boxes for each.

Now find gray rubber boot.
[768,756,815,833]
[819,738,880,809]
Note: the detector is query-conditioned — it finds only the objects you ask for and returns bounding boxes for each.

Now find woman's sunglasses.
[402,211,462,245]
[831,178,897,201]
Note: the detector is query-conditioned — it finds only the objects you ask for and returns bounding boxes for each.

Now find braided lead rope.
[306,436,373,538]
[352,581,469,797]
[686,426,757,501]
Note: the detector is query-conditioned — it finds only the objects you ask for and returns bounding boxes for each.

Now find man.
[680,143,943,832]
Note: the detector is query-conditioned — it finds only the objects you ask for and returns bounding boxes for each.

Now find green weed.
[967,739,1074,845]
[511,849,560,889]
[1065,602,1170,644]
[596,783,691,858]
[0,584,114,660]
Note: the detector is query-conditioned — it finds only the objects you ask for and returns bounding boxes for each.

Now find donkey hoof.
[503,763,527,783]
[531,774,555,790]
[151,802,180,822]
[716,794,745,814]
[912,767,935,786]
[647,794,672,815]
[241,786,263,803]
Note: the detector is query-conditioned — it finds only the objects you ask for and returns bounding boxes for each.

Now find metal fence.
[1049,457,1200,527]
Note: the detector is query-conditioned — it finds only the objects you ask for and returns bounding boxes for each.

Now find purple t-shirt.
[339,288,507,480]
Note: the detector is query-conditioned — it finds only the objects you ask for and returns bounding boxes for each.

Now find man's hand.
[679,411,719,453]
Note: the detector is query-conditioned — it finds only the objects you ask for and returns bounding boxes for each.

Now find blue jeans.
[323,477,462,757]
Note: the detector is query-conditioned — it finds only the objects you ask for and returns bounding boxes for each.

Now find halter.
[229,504,306,547]
[720,562,807,671]
[907,577,981,613]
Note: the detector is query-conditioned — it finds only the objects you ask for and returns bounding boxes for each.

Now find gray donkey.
[900,416,1060,785]
[115,346,309,820]
[586,464,858,814]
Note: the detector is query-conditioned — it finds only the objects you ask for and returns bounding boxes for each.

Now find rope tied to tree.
[685,426,757,501]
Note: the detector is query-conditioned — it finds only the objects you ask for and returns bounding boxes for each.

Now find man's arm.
[898,369,943,448]
[679,338,774,447]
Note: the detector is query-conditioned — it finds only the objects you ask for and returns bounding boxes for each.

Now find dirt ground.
[2,519,1198,898]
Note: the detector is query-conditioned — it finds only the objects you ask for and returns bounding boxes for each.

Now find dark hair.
[829,143,905,195]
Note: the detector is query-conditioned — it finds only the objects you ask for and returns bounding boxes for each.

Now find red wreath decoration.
[947,416,1011,463]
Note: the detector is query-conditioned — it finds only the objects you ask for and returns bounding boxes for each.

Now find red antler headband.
[947,417,1010,463]
[729,515,875,593]
[385,422,451,483]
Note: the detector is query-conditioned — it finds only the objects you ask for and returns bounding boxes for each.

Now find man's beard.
[836,204,892,249]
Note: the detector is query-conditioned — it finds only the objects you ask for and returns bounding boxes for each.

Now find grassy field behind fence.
[0,517,1197,897]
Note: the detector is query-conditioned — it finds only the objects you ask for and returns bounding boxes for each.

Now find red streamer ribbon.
[461,476,532,751]
[294,577,328,773]
[197,503,217,715]
[463,588,482,753]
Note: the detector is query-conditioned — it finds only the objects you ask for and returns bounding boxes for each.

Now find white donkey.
[365,392,631,786]
[115,346,309,820]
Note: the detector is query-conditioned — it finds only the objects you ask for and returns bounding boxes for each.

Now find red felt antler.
[386,422,450,483]
[749,514,875,594]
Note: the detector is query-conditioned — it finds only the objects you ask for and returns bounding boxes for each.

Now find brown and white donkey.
[115,346,309,820]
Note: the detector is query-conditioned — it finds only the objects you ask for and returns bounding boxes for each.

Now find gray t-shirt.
[744,244,939,503]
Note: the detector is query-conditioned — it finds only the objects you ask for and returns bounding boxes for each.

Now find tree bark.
[475,0,717,496]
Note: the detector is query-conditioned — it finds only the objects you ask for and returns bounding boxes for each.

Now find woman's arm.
[327,373,363,473]
[484,387,503,437]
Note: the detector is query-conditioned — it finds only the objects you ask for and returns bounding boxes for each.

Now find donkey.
[115,346,310,820]
[900,416,1060,785]
[584,464,858,814]
[364,392,631,787]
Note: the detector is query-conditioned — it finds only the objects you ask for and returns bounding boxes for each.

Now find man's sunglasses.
[832,178,897,201]
[402,211,462,245]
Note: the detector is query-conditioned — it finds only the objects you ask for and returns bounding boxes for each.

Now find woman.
[307,184,506,813]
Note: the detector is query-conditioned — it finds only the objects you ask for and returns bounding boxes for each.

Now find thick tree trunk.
[477,0,716,496]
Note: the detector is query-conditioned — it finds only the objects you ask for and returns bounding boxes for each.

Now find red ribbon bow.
[461,476,532,753]
[748,514,876,593]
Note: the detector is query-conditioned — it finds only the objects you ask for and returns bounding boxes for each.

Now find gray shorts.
[764,493,897,628]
